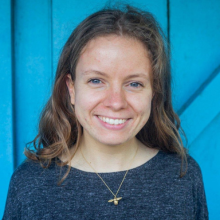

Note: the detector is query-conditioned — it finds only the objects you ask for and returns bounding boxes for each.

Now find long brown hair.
[25,5,187,183]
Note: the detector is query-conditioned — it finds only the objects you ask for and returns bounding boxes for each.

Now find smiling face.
[67,35,153,147]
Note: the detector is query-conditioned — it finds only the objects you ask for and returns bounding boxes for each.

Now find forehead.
[75,35,152,79]
[80,34,149,59]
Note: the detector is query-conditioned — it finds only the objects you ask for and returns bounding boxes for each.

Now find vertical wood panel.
[14,0,52,165]
[170,0,220,111]
[0,0,14,217]
[180,70,220,145]
[190,112,220,219]
[170,1,220,219]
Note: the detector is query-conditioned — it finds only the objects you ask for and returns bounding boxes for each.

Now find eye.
[129,82,143,88]
[88,79,102,84]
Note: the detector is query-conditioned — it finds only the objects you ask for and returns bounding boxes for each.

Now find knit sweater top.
[3,150,208,220]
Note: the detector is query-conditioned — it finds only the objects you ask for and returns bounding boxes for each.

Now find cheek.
[131,95,152,126]
[74,89,101,121]
[141,103,152,122]
[131,94,152,114]
[139,104,152,128]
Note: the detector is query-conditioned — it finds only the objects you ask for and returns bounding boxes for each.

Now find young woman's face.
[67,35,153,146]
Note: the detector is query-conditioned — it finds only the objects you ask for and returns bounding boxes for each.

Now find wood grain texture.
[180,68,220,145]
[170,0,220,112]
[14,0,52,165]
[170,1,220,218]
[190,112,220,219]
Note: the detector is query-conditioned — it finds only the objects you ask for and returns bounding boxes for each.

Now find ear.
[66,74,75,105]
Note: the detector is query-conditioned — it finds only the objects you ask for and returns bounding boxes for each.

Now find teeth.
[98,116,127,125]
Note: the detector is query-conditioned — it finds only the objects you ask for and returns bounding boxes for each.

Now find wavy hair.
[25,5,187,184]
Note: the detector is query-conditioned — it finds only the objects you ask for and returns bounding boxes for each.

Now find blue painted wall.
[0,0,219,219]
[0,1,14,217]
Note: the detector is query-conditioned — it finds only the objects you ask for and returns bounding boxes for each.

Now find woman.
[3,5,208,219]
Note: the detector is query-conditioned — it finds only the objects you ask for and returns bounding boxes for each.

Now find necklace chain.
[80,146,138,204]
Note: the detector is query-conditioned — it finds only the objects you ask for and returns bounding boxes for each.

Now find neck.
[66,133,159,173]
[75,135,140,173]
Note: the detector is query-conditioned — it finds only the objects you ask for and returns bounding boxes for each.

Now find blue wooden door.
[0,0,219,218]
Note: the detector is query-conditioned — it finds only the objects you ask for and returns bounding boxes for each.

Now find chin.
[96,137,130,146]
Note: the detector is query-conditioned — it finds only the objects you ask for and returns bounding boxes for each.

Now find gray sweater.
[3,151,208,219]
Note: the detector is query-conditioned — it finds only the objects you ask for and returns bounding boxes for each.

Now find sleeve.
[191,160,209,220]
[2,172,22,220]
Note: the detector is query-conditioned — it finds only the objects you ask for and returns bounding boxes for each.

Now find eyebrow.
[82,70,150,80]
[83,70,108,77]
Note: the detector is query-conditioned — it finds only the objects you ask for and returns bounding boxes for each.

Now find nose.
[103,86,128,110]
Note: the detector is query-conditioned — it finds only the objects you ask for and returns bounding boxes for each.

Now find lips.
[98,116,128,125]
[96,115,130,131]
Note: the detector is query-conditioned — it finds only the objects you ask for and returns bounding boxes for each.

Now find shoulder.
[6,159,68,206]
[9,159,62,193]
[12,159,43,178]
[11,159,47,181]
[4,159,70,219]
[156,151,203,180]
[153,151,208,219]
[186,154,203,179]
[9,160,41,189]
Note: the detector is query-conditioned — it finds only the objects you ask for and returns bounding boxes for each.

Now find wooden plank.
[14,0,52,165]
[0,0,14,217]
[52,0,167,76]
[180,67,220,219]
[170,1,220,218]
[170,0,220,111]
[189,112,220,220]
[180,69,220,145]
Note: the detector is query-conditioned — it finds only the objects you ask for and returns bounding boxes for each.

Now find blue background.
[0,0,220,219]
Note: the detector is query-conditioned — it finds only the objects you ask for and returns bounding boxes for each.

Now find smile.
[98,116,128,125]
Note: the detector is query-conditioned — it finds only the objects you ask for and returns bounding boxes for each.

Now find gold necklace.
[80,146,138,205]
